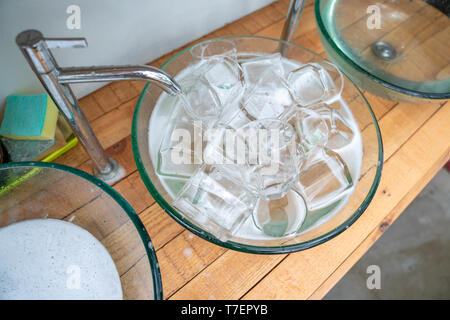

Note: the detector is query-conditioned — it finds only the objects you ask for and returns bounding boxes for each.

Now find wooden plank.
[114,171,155,213]
[244,11,270,33]
[256,2,316,40]
[239,14,265,35]
[121,256,155,300]
[109,81,140,104]
[64,194,130,240]
[158,231,227,298]
[260,2,286,25]
[407,25,450,81]
[243,102,450,300]
[139,204,185,250]
[90,97,137,149]
[251,6,280,28]
[171,251,284,300]
[360,102,439,176]
[54,142,88,168]
[129,80,147,93]
[365,93,397,120]
[272,0,293,16]
[76,135,136,181]
[101,220,147,276]
[78,94,104,122]
[294,31,324,57]
[91,85,122,113]
[225,20,251,36]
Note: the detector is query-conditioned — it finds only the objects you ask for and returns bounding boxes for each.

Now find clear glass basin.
[316,0,450,103]
[132,35,383,254]
[0,161,162,299]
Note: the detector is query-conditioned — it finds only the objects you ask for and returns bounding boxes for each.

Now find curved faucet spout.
[58,65,181,95]
[16,29,182,182]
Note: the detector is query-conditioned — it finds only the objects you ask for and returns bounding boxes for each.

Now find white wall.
[0,0,275,105]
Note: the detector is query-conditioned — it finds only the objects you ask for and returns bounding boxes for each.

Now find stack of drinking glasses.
[156,40,358,241]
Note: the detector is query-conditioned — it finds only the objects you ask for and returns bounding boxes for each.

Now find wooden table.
[55,0,450,299]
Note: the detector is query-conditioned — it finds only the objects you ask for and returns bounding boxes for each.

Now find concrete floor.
[325,168,450,300]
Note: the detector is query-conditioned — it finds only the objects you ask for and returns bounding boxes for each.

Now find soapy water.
[149,48,362,241]
[0,219,122,300]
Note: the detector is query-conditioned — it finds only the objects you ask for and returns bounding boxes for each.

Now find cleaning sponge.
[0,94,59,140]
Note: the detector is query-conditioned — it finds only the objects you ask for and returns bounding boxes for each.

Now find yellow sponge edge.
[39,96,59,140]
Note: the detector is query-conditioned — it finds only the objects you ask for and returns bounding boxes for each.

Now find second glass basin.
[0,162,162,299]
[316,0,450,103]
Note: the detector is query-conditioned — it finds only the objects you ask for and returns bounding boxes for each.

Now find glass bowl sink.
[0,162,162,299]
[132,35,383,254]
[316,0,450,103]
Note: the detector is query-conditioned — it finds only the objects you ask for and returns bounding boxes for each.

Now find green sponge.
[0,94,59,140]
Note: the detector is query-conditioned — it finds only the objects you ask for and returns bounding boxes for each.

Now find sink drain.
[371,41,397,61]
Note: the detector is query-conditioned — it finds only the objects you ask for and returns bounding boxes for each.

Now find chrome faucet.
[280,0,306,55]
[16,29,181,183]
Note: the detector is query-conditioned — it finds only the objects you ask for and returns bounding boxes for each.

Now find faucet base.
[93,158,125,185]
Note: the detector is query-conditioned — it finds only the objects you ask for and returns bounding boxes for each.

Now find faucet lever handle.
[44,38,88,49]
[16,30,87,49]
